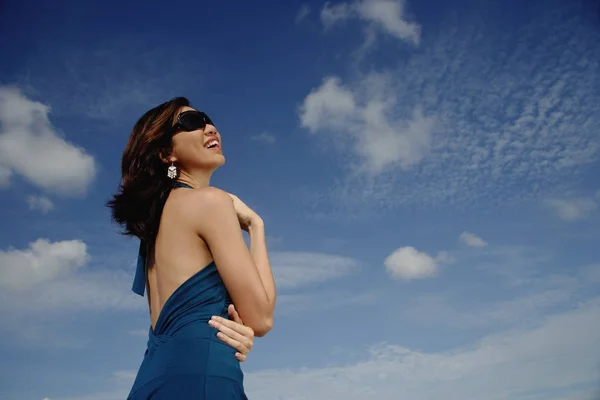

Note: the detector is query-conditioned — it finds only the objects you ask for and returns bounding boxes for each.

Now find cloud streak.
[271,251,361,289]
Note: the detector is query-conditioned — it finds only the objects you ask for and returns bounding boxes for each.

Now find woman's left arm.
[209,304,255,362]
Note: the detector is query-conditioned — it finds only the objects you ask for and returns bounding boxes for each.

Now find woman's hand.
[209,304,255,362]
[227,193,262,231]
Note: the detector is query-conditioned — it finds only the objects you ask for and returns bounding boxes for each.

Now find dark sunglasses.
[169,110,214,135]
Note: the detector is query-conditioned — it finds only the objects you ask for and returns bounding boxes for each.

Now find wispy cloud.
[26,195,55,213]
[295,4,311,25]
[0,165,11,187]
[0,258,142,348]
[0,238,142,347]
[0,266,141,313]
[300,4,600,215]
[459,232,488,247]
[251,131,277,144]
[127,329,148,337]
[401,274,580,330]
[112,370,137,383]
[271,251,361,289]
[544,197,597,221]
[245,298,600,400]
[14,38,205,122]
[321,0,421,46]
[398,244,598,332]
[0,87,97,195]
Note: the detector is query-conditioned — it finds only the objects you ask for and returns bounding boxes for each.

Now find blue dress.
[127,182,248,399]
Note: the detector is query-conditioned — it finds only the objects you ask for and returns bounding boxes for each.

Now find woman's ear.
[158,150,176,165]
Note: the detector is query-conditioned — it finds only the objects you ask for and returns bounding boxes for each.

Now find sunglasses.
[170,110,214,135]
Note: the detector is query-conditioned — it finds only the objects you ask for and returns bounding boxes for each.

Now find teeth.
[206,140,218,148]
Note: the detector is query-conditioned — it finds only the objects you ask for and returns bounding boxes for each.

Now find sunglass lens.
[179,112,213,131]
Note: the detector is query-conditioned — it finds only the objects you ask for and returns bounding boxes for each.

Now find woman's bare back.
[147,188,213,331]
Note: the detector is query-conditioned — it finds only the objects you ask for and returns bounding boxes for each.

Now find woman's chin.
[208,155,226,170]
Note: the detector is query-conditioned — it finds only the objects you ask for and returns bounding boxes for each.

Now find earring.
[167,162,177,179]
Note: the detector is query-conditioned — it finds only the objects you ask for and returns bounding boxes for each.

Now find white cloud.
[27,195,55,213]
[251,131,277,144]
[300,75,436,174]
[295,4,311,24]
[0,239,142,314]
[271,251,360,289]
[321,0,421,46]
[298,8,600,215]
[384,246,445,280]
[459,231,488,247]
[0,87,97,195]
[0,239,88,290]
[245,298,600,400]
[545,197,597,221]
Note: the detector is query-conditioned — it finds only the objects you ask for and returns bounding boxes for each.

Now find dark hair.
[107,97,190,242]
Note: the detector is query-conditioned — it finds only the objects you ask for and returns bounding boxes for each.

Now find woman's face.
[170,106,225,172]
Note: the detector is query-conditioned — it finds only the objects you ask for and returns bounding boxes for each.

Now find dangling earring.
[167,162,177,179]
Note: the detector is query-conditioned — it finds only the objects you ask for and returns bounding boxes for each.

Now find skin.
[214,304,255,361]
[146,106,275,362]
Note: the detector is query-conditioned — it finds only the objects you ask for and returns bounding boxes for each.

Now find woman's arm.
[187,187,274,336]
[248,219,276,315]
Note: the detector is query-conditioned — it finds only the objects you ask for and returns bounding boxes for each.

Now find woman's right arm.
[187,187,274,337]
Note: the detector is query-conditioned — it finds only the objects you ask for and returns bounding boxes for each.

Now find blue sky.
[1,0,600,399]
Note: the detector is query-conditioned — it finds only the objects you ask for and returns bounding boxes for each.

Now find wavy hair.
[107,97,190,242]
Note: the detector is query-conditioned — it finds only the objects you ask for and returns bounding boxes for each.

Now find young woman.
[108,97,276,399]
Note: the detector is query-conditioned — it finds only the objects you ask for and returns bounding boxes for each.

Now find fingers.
[208,316,254,356]
[228,304,243,324]
[235,352,247,362]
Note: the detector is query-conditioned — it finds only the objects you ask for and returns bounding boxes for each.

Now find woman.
[108,97,276,399]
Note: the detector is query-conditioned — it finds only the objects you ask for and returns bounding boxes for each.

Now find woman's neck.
[176,169,212,189]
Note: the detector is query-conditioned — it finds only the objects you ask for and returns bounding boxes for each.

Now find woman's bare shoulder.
[170,186,234,221]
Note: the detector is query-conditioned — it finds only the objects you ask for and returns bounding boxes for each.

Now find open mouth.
[204,139,220,149]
